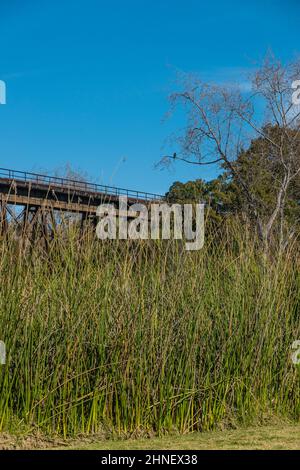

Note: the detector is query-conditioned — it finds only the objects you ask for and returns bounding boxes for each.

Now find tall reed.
[0,220,299,437]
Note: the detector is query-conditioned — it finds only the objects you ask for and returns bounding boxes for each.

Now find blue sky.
[0,0,299,195]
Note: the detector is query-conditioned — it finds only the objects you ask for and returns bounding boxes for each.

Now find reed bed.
[0,220,299,437]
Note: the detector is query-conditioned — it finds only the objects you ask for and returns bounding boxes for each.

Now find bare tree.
[162,55,300,250]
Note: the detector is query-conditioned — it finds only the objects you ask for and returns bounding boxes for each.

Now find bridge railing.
[0,168,163,202]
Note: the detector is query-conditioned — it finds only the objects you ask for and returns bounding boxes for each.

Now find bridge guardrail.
[0,168,163,202]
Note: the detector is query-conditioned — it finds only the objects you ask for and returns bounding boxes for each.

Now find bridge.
[0,167,164,239]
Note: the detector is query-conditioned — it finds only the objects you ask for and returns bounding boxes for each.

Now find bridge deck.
[0,168,163,214]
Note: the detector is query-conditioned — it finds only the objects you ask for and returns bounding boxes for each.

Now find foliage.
[166,175,238,222]
[166,125,300,235]
[232,125,300,230]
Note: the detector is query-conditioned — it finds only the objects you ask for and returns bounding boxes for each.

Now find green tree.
[166,175,239,222]
[232,125,300,239]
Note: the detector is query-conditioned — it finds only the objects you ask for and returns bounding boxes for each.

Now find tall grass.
[0,220,299,437]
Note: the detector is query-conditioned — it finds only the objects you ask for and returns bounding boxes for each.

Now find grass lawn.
[1,424,299,450]
[57,425,300,450]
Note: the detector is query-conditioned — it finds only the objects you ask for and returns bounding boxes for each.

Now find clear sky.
[0,0,299,195]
